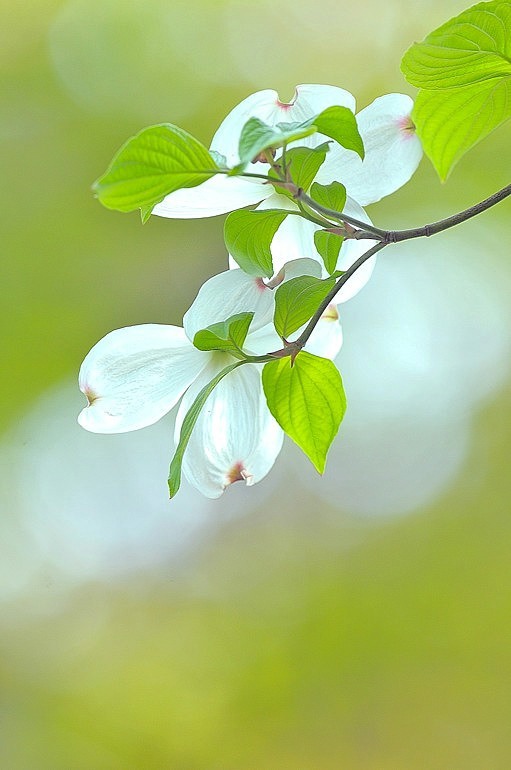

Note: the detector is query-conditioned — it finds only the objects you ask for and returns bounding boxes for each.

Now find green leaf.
[193,312,254,356]
[401,0,511,179]
[168,360,246,498]
[413,77,511,180]
[401,1,511,89]
[273,275,336,338]
[310,181,347,213]
[285,143,330,191]
[93,123,219,213]
[313,230,343,275]
[224,209,287,278]
[312,105,365,159]
[262,352,346,473]
[140,205,153,224]
[236,117,318,169]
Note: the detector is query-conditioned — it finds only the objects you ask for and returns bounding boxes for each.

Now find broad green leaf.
[285,143,330,191]
[236,117,318,169]
[310,181,347,214]
[224,209,287,278]
[169,360,246,498]
[193,312,254,356]
[93,123,219,212]
[267,143,330,199]
[314,230,343,275]
[262,352,346,473]
[402,1,511,89]
[273,275,336,338]
[312,106,365,159]
[413,77,511,180]
[401,0,511,179]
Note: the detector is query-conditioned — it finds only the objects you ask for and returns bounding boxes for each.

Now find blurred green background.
[2,0,511,767]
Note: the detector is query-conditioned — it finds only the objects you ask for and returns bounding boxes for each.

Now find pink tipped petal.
[152,174,269,219]
[292,84,356,119]
[317,93,423,206]
[78,325,207,434]
[183,268,276,341]
[211,85,356,165]
[175,361,283,498]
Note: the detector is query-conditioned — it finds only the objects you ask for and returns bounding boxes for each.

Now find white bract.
[78,260,342,498]
[153,84,423,302]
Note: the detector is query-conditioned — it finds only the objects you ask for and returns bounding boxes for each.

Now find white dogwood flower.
[78,260,342,497]
[153,85,422,302]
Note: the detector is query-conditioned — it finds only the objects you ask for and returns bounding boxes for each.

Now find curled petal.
[183,268,276,341]
[175,360,284,498]
[211,84,357,165]
[78,325,207,433]
[152,174,269,220]
[317,93,423,206]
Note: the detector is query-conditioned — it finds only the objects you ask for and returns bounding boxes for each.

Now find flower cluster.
[79,84,422,497]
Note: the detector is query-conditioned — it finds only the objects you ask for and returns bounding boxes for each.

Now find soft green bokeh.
[2,0,511,767]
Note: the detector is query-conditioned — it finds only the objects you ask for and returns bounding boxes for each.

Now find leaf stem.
[293,241,388,351]
[296,189,387,238]
[384,182,511,242]
[298,183,511,243]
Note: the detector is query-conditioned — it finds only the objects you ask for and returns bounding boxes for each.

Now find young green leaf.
[402,1,511,90]
[236,117,318,169]
[314,230,343,275]
[262,352,346,473]
[284,143,330,191]
[310,181,347,214]
[273,275,336,338]
[193,312,254,356]
[312,106,365,159]
[401,0,511,179]
[93,123,219,213]
[169,360,247,498]
[140,205,153,224]
[412,79,511,181]
[224,209,287,277]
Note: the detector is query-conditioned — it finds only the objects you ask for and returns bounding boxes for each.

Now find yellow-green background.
[2,0,511,767]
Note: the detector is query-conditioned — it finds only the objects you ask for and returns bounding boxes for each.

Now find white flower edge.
[78,325,207,434]
[78,262,345,496]
[174,359,284,498]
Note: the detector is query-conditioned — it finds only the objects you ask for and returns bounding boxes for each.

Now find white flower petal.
[175,360,283,498]
[316,93,422,206]
[303,308,344,360]
[78,325,207,433]
[244,323,282,356]
[276,256,323,281]
[183,269,276,341]
[211,84,356,165]
[256,196,375,302]
[335,197,378,303]
[152,174,269,219]
[252,194,323,275]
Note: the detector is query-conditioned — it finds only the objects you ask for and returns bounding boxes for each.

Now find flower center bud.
[226,461,253,487]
